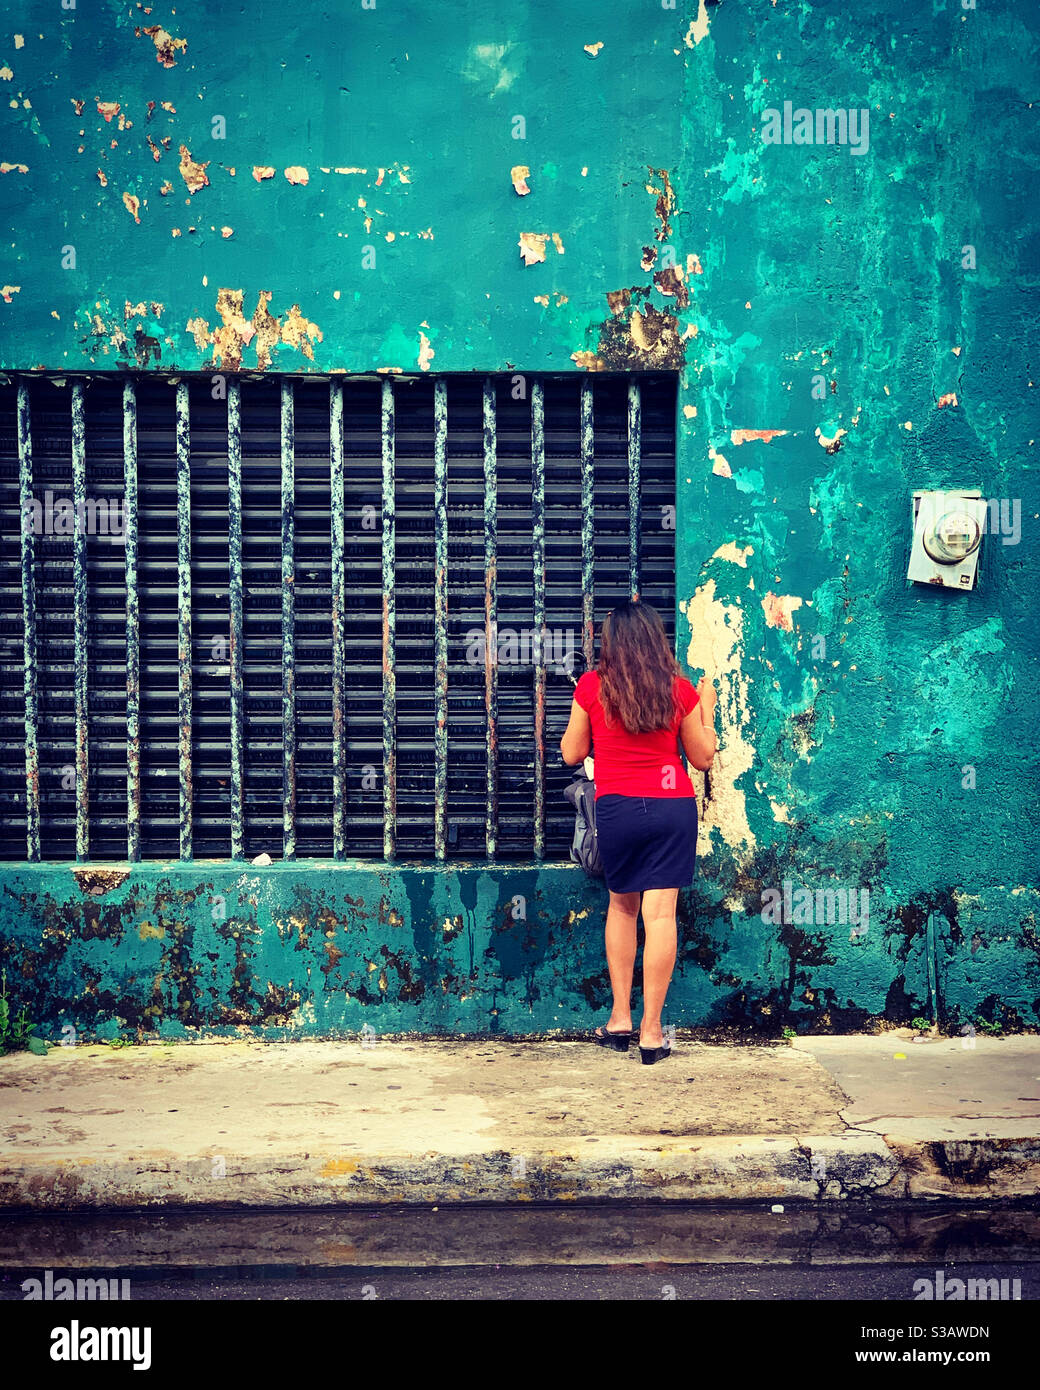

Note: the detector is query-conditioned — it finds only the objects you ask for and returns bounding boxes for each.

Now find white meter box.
[908,489,986,591]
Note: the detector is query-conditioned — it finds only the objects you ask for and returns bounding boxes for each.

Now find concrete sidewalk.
[2,1032,1039,1208]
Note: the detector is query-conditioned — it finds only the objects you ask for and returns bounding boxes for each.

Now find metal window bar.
[71,380,89,861]
[17,382,40,861]
[628,379,641,599]
[1,372,674,863]
[329,378,347,859]
[227,379,245,860]
[280,379,296,860]
[123,380,141,861]
[175,381,192,860]
[580,378,595,671]
[482,377,498,859]
[433,377,449,860]
[380,377,397,860]
[530,379,546,860]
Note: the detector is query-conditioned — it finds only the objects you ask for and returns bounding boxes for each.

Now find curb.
[4,1132,1040,1209]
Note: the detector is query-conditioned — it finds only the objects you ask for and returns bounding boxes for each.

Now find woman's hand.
[696,675,718,714]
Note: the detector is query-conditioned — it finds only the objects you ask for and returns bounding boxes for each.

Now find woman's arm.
[680,677,718,771]
[560,698,592,765]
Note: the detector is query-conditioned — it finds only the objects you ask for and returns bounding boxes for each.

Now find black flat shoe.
[594,1024,635,1052]
[639,1041,671,1065]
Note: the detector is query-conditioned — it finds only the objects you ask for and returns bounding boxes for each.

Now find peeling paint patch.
[682,582,755,855]
[762,592,803,631]
[96,101,120,123]
[418,330,435,372]
[178,145,210,194]
[711,542,754,568]
[71,867,130,896]
[654,265,689,308]
[0,66,12,82]
[709,446,732,477]
[252,165,275,182]
[646,167,675,241]
[684,0,713,48]
[584,41,604,57]
[511,164,530,195]
[937,392,959,408]
[730,429,787,446]
[641,246,657,271]
[0,161,29,173]
[593,283,685,369]
[187,288,323,371]
[121,191,141,223]
[284,166,309,185]
[815,425,846,453]
[135,24,188,68]
[519,233,547,265]
[1,284,20,303]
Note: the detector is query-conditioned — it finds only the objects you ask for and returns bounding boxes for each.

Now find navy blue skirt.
[595,794,698,893]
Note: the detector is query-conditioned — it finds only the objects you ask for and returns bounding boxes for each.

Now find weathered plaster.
[0,0,1038,1032]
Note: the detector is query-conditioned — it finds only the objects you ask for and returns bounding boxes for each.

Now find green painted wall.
[1,0,1038,1036]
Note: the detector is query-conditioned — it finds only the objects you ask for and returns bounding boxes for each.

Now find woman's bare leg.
[604,890,640,1029]
[639,887,679,1047]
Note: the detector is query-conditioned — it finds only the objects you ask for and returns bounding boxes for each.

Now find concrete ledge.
[3,1037,1040,1208]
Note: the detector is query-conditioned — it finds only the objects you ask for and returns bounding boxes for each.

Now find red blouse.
[573,670,699,800]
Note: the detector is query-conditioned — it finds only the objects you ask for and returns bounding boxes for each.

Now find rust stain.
[136,24,187,67]
[646,167,675,242]
[653,265,689,308]
[72,867,130,897]
[606,287,633,317]
[320,1158,360,1178]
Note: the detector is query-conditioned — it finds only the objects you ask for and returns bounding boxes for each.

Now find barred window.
[0,372,677,862]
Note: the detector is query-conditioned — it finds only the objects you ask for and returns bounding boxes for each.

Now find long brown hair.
[597,599,682,734]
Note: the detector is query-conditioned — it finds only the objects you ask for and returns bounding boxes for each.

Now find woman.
[559,599,717,1064]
